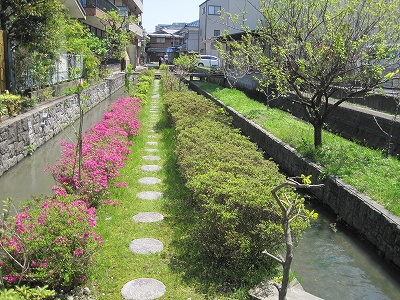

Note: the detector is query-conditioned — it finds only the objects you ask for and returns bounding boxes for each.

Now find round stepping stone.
[138,177,161,185]
[142,155,161,161]
[129,238,163,254]
[146,141,158,146]
[141,165,162,172]
[151,94,160,98]
[147,135,157,138]
[136,191,163,200]
[132,212,164,223]
[145,148,159,152]
[121,278,166,300]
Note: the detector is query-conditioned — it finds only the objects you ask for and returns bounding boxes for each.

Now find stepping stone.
[132,212,164,223]
[145,148,159,152]
[142,155,161,161]
[121,278,166,300]
[146,141,158,145]
[151,94,160,98]
[136,191,163,200]
[147,135,157,138]
[141,165,162,172]
[149,129,158,133]
[138,177,161,185]
[129,238,163,254]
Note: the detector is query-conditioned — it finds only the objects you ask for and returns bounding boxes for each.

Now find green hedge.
[163,89,310,286]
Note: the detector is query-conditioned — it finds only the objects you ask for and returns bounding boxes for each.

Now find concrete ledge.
[188,80,400,270]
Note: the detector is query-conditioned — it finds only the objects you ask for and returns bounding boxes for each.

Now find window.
[156,37,165,43]
[213,30,220,37]
[208,5,221,15]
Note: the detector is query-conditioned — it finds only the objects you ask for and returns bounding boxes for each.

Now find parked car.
[197,55,220,69]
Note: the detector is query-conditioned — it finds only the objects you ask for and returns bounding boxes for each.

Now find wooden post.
[0,30,5,91]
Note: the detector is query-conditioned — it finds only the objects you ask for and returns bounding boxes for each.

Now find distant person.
[159,57,162,67]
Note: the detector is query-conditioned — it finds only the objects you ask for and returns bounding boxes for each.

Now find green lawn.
[197,82,400,216]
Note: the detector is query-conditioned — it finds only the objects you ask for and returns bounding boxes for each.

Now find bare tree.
[263,175,323,300]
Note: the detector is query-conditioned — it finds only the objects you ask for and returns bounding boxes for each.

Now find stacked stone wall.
[0,74,125,176]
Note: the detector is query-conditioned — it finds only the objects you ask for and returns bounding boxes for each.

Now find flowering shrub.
[0,195,102,292]
[47,96,141,206]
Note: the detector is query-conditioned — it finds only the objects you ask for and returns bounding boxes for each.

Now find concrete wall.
[208,75,400,156]
[0,73,125,176]
[189,80,400,270]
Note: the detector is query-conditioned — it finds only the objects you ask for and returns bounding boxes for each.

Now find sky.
[142,0,202,33]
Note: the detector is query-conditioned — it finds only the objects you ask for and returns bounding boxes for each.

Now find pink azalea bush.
[0,96,142,292]
[0,195,102,291]
[47,96,142,206]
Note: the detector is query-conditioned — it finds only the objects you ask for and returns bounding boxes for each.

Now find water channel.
[0,87,399,299]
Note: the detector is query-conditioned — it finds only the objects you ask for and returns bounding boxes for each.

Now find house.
[146,24,186,63]
[198,0,262,56]
[181,20,200,54]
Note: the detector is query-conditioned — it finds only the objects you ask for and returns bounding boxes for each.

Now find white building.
[198,0,263,56]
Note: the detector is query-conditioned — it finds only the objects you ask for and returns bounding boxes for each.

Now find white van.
[197,55,220,69]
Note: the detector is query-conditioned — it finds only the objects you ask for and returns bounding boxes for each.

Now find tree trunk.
[313,122,323,148]
[279,219,293,300]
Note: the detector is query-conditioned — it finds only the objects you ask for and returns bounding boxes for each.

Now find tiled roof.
[186,20,200,27]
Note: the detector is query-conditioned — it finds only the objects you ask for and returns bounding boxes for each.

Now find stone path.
[121,79,167,299]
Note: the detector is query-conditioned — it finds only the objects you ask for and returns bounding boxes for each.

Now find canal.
[0,86,399,299]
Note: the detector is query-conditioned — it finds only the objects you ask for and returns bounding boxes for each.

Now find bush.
[163,87,311,287]
[0,195,102,292]
[0,92,23,117]
[47,96,141,206]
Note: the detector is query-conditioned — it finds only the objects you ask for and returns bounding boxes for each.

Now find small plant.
[0,285,55,299]
[27,144,35,156]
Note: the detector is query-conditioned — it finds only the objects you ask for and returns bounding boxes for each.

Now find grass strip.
[197,82,400,216]
[89,81,238,299]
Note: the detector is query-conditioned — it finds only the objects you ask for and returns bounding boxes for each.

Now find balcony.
[65,0,86,19]
[125,0,143,14]
[129,23,143,38]
[80,0,118,14]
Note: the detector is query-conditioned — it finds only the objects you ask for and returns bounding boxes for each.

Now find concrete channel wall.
[209,75,400,155]
[188,80,400,270]
[0,73,125,177]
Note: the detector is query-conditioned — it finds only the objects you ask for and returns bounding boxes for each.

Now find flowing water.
[0,87,399,299]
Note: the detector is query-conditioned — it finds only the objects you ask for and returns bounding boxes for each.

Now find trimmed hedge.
[163,88,310,287]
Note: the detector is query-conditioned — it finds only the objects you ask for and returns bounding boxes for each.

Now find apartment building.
[198,0,262,56]
[79,0,144,68]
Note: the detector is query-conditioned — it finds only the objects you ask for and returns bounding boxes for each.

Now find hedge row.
[162,88,310,286]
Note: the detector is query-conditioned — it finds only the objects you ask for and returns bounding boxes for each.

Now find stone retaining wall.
[189,80,400,270]
[0,73,125,176]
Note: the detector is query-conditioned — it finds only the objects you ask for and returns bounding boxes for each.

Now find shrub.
[163,88,312,287]
[0,92,23,117]
[47,96,141,206]
[0,195,102,292]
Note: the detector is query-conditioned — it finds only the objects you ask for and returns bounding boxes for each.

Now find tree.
[217,0,400,148]
[99,10,137,67]
[0,0,65,54]
[264,175,322,300]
